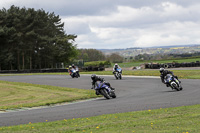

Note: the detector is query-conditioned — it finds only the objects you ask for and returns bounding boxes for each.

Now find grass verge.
[81,69,200,79]
[0,80,98,110]
[0,104,199,133]
[1,69,200,79]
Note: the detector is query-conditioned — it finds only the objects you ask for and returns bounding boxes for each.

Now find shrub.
[84,61,111,67]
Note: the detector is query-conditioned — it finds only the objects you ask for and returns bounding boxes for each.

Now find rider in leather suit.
[91,74,114,95]
[159,68,180,87]
[113,63,122,74]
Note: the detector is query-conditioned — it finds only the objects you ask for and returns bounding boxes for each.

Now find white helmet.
[159,68,165,73]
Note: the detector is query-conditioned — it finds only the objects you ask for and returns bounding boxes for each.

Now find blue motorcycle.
[165,74,183,91]
[114,68,122,80]
[95,81,116,99]
[70,68,79,78]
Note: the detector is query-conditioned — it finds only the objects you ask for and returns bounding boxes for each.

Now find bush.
[84,61,111,67]
[107,53,124,63]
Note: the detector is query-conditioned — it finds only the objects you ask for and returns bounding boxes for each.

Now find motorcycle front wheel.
[100,89,111,99]
[172,83,180,91]
[111,92,116,98]
[115,74,118,79]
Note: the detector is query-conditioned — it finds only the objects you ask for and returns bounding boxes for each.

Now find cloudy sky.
[1,0,200,49]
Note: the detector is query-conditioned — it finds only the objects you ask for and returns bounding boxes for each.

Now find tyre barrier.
[0,66,105,73]
[144,61,200,69]
[81,66,105,71]
[0,69,68,74]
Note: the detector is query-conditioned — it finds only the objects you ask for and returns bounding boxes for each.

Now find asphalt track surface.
[0,74,200,127]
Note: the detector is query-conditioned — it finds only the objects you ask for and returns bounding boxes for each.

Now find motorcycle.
[95,81,116,99]
[164,74,183,91]
[70,68,79,78]
[114,68,122,80]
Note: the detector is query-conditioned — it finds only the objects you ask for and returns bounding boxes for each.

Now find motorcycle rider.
[68,65,73,76]
[91,74,114,95]
[72,64,80,77]
[113,63,122,74]
[159,68,180,87]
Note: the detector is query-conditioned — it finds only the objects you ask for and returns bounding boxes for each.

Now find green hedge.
[84,61,111,67]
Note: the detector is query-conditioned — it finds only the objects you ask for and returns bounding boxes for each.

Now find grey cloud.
[65,22,91,35]
[2,0,200,15]
[1,0,200,16]
[53,0,200,16]
[1,0,200,49]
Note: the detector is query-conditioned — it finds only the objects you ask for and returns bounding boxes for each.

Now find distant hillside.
[149,44,200,48]
[99,44,200,57]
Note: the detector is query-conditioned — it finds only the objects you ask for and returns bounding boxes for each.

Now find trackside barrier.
[82,66,105,71]
[0,69,68,73]
[0,66,105,73]
[144,61,200,69]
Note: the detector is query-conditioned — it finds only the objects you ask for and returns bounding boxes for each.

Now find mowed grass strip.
[0,80,97,110]
[1,69,200,79]
[1,104,199,133]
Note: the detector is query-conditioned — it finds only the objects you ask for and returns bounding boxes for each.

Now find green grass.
[0,80,98,110]
[0,70,199,132]
[113,57,200,67]
[1,104,199,133]
[81,69,200,79]
[1,69,200,79]
[0,73,67,76]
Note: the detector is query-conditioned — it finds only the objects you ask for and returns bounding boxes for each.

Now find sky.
[1,0,200,49]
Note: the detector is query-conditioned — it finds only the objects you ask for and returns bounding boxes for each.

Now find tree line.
[77,49,124,63]
[0,5,78,70]
[134,52,200,61]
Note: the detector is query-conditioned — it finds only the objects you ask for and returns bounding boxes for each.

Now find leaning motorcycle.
[164,74,183,91]
[114,68,122,80]
[70,68,79,78]
[95,81,116,99]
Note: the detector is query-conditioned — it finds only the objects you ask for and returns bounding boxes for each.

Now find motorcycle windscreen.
[117,68,121,72]
[165,74,172,82]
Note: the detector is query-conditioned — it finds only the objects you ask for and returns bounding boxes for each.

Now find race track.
[0,75,200,126]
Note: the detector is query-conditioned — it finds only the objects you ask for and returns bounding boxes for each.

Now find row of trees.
[77,49,105,62]
[0,5,78,70]
[134,52,200,61]
[77,49,124,63]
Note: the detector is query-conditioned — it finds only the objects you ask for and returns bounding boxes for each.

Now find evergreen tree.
[0,5,78,70]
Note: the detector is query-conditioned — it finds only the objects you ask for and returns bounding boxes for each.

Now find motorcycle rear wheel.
[119,74,122,80]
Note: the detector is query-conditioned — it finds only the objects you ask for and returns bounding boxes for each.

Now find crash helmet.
[114,63,118,68]
[91,74,97,80]
[72,64,75,68]
[159,67,165,73]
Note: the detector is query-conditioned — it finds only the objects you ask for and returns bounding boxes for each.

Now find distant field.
[112,57,200,67]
